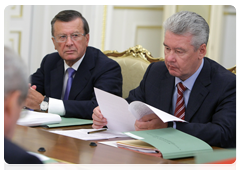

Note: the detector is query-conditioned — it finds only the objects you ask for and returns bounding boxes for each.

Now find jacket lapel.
[68,48,95,99]
[185,58,211,121]
[159,72,175,113]
[50,59,64,99]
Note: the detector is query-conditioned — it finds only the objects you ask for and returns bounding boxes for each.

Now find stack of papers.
[116,140,162,157]
[99,128,213,159]
[17,110,61,126]
[124,128,213,159]
[45,117,93,128]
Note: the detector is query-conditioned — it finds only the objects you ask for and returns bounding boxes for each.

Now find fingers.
[25,88,44,110]
[135,113,167,131]
[31,85,37,90]
[134,120,149,131]
[139,113,158,122]
[28,84,37,90]
[93,106,103,119]
[92,106,107,129]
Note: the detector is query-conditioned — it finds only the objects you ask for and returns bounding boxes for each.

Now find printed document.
[94,88,186,132]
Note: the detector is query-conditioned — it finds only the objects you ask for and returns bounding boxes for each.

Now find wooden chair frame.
[103,45,164,63]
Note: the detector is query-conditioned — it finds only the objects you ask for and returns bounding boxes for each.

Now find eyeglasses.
[53,33,86,42]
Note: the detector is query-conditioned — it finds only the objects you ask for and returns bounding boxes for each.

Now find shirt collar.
[64,53,85,72]
[175,58,204,91]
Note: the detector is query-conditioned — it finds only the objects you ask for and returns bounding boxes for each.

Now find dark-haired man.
[25,10,122,119]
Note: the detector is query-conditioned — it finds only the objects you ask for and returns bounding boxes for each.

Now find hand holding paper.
[94,88,186,132]
[135,113,168,131]
[92,106,108,129]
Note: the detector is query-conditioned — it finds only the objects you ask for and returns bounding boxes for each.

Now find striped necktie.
[174,82,187,120]
[63,68,76,100]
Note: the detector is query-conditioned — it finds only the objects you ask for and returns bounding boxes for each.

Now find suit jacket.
[4,138,42,164]
[31,46,122,119]
[126,57,236,148]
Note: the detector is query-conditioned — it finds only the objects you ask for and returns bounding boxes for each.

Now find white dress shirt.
[48,54,85,116]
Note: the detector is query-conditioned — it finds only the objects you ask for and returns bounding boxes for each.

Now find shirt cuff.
[48,98,66,116]
[173,122,176,129]
[168,122,176,129]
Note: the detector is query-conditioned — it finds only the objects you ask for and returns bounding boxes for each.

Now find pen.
[87,129,107,134]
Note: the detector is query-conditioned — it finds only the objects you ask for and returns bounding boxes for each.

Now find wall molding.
[101,5,108,51]
[9,31,22,56]
[10,5,23,18]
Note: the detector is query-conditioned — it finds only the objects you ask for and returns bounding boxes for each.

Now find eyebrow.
[163,43,186,52]
[57,32,81,35]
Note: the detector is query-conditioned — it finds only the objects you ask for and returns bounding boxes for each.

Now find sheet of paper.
[94,88,136,132]
[49,129,127,140]
[99,140,157,153]
[17,110,61,126]
[46,117,93,128]
[98,141,118,148]
[130,101,186,123]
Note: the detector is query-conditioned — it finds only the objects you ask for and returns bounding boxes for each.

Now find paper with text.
[94,88,136,132]
[94,88,186,132]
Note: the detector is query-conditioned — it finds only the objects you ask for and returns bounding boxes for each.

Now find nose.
[65,36,73,46]
[165,51,176,62]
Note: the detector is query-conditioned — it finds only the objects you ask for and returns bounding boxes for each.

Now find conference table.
[12,124,221,164]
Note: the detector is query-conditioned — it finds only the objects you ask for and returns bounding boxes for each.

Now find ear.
[198,44,207,60]
[51,37,57,50]
[4,91,22,119]
[4,91,23,139]
[85,34,90,46]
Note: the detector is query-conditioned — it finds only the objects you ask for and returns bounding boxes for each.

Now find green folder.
[195,149,236,164]
[124,128,213,159]
[44,117,93,128]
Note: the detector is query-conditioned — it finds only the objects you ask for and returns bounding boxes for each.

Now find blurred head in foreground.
[4,46,28,139]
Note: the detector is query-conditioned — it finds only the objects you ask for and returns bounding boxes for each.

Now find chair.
[104,45,164,98]
[227,66,236,74]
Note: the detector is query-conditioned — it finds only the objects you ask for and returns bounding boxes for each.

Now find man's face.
[163,31,206,81]
[52,18,89,67]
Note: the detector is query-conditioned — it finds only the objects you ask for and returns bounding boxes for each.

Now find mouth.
[167,64,177,70]
[64,50,76,54]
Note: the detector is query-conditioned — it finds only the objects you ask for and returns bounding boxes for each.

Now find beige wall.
[4,5,236,74]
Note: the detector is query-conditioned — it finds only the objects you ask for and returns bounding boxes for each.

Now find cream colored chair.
[104,45,163,98]
[227,66,236,74]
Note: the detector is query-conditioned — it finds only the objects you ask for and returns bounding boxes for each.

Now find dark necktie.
[63,68,76,100]
[174,82,187,120]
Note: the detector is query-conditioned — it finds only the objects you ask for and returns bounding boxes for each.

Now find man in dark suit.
[4,46,42,164]
[25,10,122,119]
[92,11,236,148]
